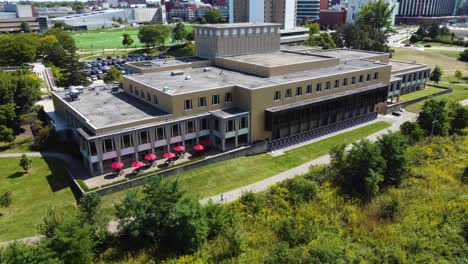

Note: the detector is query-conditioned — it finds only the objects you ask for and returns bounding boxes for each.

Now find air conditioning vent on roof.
[163,86,169,92]
[203,67,210,72]
[185,76,192,80]
[171,70,184,76]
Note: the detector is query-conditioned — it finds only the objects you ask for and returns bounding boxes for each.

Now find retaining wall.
[386,85,452,114]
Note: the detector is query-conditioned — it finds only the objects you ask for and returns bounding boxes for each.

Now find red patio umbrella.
[144,153,157,161]
[164,152,176,159]
[174,145,185,152]
[111,162,124,170]
[193,144,204,151]
[200,139,211,146]
[132,161,144,168]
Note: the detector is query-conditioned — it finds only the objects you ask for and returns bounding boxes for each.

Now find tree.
[103,67,123,84]
[12,69,42,115]
[172,22,187,42]
[58,54,89,87]
[448,102,468,134]
[20,21,31,33]
[78,193,108,245]
[429,65,442,85]
[116,17,123,24]
[44,28,77,54]
[356,0,395,32]
[137,25,170,48]
[0,191,12,208]
[53,21,73,31]
[305,32,336,49]
[417,99,451,136]
[454,69,463,82]
[38,207,64,239]
[459,49,468,62]
[186,30,195,41]
[122,33,134,48]
[400,121,424,144]
[0,34,38,66]
[204,9,222,24]
[19,154,32,172]
[451,32,456,46]
[377,132,409,186]
[305,22,320,36]
[0,125,14,143]
[180,42,195,57]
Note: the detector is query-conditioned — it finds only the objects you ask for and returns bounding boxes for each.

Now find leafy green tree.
[305,22,320,36]
[19,154,32,172]
[454,69,463,82]
[0,34,38,66]
[172,22,187,42]
[0,191,12,208]
[0,242,60,264]
[306,32,336,49]
[356,0,395,32]
[186,30,195,41]
[103,67,122,84]
[78,193,108,245]
[377,132,409,186]
[180,42,195,57]
[38,207,64,239]
[137,25,170,48]
[58,54,89,87]
[20,21,31,33]
[44,28,77,54]
[399,121,425,144]
[0,125,15,143]
[429,65,442,84]
[204,202,232,239]
[204,9,223,24]
[417,99,451,136]
[459,49,468,62]
[281,177,319,204]
[0,103,17,128]
[451,32,456,46]
[448,102,468,134]
[12,69,42,115]
[122,33,134,48]
[116,17,123,24]
[53,21,73,31]
[32,125,55,150]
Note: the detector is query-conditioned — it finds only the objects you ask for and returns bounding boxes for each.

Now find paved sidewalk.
[200,112,417,204]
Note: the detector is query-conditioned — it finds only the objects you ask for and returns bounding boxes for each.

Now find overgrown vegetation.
[410,21,468,47]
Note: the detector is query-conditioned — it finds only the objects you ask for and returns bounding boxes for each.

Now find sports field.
[72,25,193,50]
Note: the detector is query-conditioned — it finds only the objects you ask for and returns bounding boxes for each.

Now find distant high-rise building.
[397,0,457,17]
[229,0,296,29]
[296,0,320,24]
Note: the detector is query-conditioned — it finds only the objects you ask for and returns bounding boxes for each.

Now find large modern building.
[397,0,457,17]
[296,0,320,24]
[229,0,296,29]
[51,23,429,176]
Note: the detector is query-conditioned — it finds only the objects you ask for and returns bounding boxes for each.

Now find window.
[225,92,232,102]
[200,118,208,130]
[214,119,220,131]
[186,121,194,134]
[402,76,406,83]
[359,75,364,83]
[316,83,322,92]
[306,84,312,94]
[212,94,220,105]
[418,72,422,79]
[139,131,149,144]
[374,72,378,80]
[171,124,180,137]
[366,74,371,81]
[240,117,247,129]
[334,80,339,88]
[156,127,165,141]
[285,88,292,98]
[423,71,427,78]
[343,78,348,86]
[140,91,145,98]
[121,134,133,148]
[226,120,235,132]
[325,81,331,90]
[408,74,412,82]
[351,76,356,85]
[129,85,133,93]
[296,86,302,96]
[396,83,401,90]
[135,89,139,96]
[153,95,158,104]
[102,138,114,153]
[274,90,281,101]
[184,99,193,110]
[199,96,206,107]
[147,92,151,101]
[390,83,394,92]
[89,142,97,156]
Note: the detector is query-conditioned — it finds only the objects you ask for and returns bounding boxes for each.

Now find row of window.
[196,26,278,37]
[213,117,248,132]
[129,85,159,105]
[401,70,428,83]
[273,72,379,101]
[184,92,232,110]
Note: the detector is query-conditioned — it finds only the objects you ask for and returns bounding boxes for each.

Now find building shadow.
[7,171,27,179]
[42,155,81,201]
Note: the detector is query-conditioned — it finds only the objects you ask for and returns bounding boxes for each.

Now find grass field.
[100,121,391,216]
[72,26,193,50]
[392,48,467,76]
[404,82,468,113]
[425,49,463,59]
[399,87,443,101]
[414,41,466,48]
[0,157,76,242]
[0,135,33,154]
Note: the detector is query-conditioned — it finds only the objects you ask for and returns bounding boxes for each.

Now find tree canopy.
[356,0,395,32]
[204,9,223,24]
[137,25,170,48]
[172,22,187,42]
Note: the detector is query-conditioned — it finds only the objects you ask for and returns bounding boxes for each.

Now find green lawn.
[425,49,463,59]
[100,121,391,215]
[414,41,466,48]
[405,82,468,113]
[72,25,193,50]
[0,135,33,153]
[399,87,444,101]
[392,48,467,76]
[0,157,76,242]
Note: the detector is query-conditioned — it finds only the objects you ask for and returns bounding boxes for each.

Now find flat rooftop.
[308,49,385,61]
[128,57,208,69]
[126,59,388,95]
[390,60,428,73]
[195,22,280,28]
[223,51,332,67]
[54,89,168,129]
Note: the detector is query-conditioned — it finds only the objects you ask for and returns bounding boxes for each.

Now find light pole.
[430,110,438,137]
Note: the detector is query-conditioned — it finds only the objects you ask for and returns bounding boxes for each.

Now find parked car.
[392,111,401,116]
[424,44,431,48]
[404,43,411,47]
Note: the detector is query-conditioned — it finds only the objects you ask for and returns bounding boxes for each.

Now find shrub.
[0,191,12,208]
[282,177,319,204]
[276,216,315,247]
[379,197,400,220]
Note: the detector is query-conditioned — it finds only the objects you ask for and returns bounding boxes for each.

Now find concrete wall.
[93,140,268,196]
[385,85,452,114]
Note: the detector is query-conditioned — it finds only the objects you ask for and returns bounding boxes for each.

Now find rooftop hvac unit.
[185,75,192,80]
[203,67,210,72]
[171,70,184,76]
[163,86,169,92]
